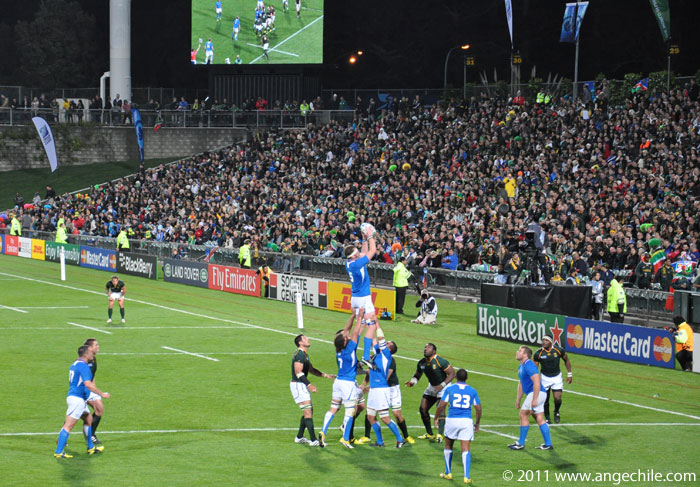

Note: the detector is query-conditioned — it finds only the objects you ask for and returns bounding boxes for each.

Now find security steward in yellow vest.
[606,275,627,323]
[10,213,21,236]
[393,256,412,314]
[671,316,694,371]
[256,264,272,298]
[116,228,130,251]
[536,91,545,104]
[239,239,252,268]
[55,222,68,244]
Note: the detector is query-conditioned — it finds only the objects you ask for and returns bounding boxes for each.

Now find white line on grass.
[2,270,699,422]
[16,306,89,309]
[0,304,28,313]
[0,326,253,331]
[245,43,299,57]
[480,428,518,440]
[3,422,698,437]
[251,15,323,64]
[162,346,219,362]
[102,351,285,356]
[67,321,112,335]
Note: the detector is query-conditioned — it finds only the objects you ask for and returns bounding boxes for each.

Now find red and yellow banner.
[327,282,395,320]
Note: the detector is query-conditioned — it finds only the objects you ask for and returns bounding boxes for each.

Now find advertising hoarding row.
[477,303,674,368]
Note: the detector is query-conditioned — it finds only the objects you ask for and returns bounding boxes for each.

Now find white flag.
[32,117,59,172]
[505,0,514,48]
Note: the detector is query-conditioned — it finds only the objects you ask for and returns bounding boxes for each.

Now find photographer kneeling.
[411,289,438,325]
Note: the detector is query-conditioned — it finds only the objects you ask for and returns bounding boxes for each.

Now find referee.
[533,334,572,424]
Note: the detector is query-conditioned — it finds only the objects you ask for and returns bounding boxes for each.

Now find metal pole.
[443,47,455,89]
[573,37,580,100]
[573,1,580,100]
[463,55,466,98]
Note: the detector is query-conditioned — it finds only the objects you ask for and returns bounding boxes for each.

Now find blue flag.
[132,108,145,162]
[560,2,588,43]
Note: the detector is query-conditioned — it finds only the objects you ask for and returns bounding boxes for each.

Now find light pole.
[443,44,470,89]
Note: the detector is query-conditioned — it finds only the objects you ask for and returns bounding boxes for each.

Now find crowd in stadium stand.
[3,79,700,289]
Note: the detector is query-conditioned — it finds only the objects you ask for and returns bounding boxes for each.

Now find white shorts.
[290,381,311,405]
[206,52,214,62]
[367,387,391,412]
[263,43,269,50]
[521,391,547,414]
[233,27,239,34]
[351,295,375,315]
[87,391,102,403]
[66,395,89,420]
[444,417,474,441]
[332,379,363,406]
[423,383,442,398]
[216,7,222,14]
[541,373,563,392]
[109,292,122,301]
[388,385,402,410]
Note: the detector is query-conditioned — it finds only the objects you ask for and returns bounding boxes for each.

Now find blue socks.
[343,416,354,441]
[463,451,471,478]
[518,425,529,445]
[363,337,372,361]
[444,449,453,474]
[86,426,94,449]
[539,422,552,446]
[56,428,69,454]
[322,411,334,435]
[387,420,403,442]
[371,422,383,445]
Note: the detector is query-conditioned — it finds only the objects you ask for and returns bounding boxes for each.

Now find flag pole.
[573,1,580,100]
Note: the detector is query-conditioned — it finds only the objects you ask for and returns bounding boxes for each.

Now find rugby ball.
[360,222,376,238]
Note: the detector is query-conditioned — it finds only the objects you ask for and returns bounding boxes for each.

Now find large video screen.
[191,0,324,65]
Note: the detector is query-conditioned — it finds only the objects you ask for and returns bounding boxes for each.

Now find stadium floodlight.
[444,43,471,89]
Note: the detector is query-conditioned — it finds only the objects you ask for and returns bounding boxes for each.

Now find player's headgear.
[111,275,118,279]
[541,334,553,344]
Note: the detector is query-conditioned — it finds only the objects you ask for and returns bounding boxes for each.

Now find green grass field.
[191,0,324,65]
[1,254,699,486]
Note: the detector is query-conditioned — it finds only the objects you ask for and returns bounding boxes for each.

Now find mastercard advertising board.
[565,317,674,368]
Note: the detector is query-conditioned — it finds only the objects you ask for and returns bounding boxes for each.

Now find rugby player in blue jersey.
[319,312,366,448]
[344,224,378,368]
[54,345,110,458]
[365,327,407,448]
[434,369,482,483]
[508,345,553,451]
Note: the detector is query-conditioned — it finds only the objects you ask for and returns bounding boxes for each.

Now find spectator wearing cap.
[411,289,438,325]
[393,256,412,315]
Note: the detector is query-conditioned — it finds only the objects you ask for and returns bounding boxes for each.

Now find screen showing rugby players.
[191,0,324,65]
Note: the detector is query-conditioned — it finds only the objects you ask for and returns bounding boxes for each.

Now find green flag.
[648,0,671,42]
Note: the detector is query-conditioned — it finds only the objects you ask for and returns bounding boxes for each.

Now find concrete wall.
[0,126,247,171]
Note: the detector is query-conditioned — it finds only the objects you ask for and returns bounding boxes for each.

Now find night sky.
[2,0,699,91]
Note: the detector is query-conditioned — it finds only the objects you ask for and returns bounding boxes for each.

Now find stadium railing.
[5,229,674,322]
[0,108,356,129]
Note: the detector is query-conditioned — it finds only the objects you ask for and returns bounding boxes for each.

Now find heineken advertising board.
[476,303,567,348]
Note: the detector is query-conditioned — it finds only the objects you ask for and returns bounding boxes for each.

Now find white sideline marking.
[245,43,299,57]
[67,321,112,335]
[16,306,89,309]
[1,270,699,421]
[480,428,518,440]
[162,346,219,362]
[0,326,252,331]
[102,352,285,356]
[0,304,28,313]
[251,15,323,64]
[2,423,698,437]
